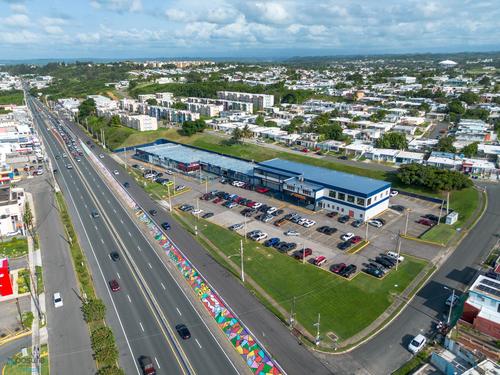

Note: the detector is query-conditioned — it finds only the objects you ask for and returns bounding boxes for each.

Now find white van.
[408,334,426,354]
[386,251,405,263]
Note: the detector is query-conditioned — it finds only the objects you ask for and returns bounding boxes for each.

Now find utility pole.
[167,185,172,212]
[289,296,296,329]
[314,313,321,346]
[447,288,455,325]
[396,230,402,271]
[303,244,306,264]
[240,240,245,283]
[365,221,369,241]
[446,191,450,216]
[16,298,23,328]
[404,209,410,236]
[438,199,444,225]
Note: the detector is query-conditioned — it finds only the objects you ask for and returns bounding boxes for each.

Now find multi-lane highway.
[29,96,243,375]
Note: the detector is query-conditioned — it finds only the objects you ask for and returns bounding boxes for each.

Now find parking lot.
[118,152,442,278]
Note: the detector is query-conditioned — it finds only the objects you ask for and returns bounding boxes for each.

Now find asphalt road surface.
[30,97,243,374]
[35,101,332,374]
[30,179,95,375]
[0,335,31,369]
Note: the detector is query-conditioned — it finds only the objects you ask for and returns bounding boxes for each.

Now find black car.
[317,226,336,235]
[123,182,130,188]
[149,209,157,216]
[91,211,100,218]
[175,324,191,339]
[138,355,156,375]
[161,222,171,230]
[340,264,357,278]
[338,215,350,224]
[375,256,394,269]
[338,155,348,160]
[259,205,269,213]
[202,212,214,219]
[390,205,406,212]
[351,220,363,228]
[110,252,120,261]
[337,241,352,250]
[364,266,383,278]
[424,214,439,222]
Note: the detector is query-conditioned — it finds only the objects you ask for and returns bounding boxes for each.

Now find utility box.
[445,211,458,225]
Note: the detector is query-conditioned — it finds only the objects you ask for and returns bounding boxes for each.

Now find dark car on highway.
[175,324,191,339]
[149,209,157,216]
[123,182,130,188]
[161,222,171,230]
[110,252,120,261]
[139,356,156,375]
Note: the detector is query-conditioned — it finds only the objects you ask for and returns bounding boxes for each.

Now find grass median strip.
[176,212,427,342]
[0,237,28,258]
[55,192,124,374]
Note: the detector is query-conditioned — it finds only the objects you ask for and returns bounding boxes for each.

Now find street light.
[444,286,455,325]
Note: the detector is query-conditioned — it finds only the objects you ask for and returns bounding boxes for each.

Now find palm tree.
[241,124,252,138]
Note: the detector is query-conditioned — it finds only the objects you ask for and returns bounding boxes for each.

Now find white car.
[297,218,308,225]
[284,230,300,236]
[192,209,203,216]
[390,190,399,197]
[165,170,174,175]
[341,232,354,241]
[229,223,244,231]
[408,334,426,354]
[252,202,263,209]
[53,292,63,308]
[386,251,405,263]
[368,219,383,228]
[113,170,119,175]
[302,220,316,228]
[99,154,104,159]
[266,207,278,215]
[253,233,268,241]
[445,293,459,307]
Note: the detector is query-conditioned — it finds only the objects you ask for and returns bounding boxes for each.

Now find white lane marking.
[160,282,165,290]
[128,231,132,237]
[155,357,160,369]
[137,246,142,252]
[139,322,144,332]
[84,204,88,208]
[113,209,117,213]
[117,272,121,279]
[195,339,202,349]
[176,307,182,316]
[100,238,104,244]
[120,219,124,224]
[107,199,110,204]
[127,295,131,303]
[94,225,98,230]
[148,262,152,269]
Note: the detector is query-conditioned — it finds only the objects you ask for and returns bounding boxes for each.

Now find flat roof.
[257,158,390,196]
[137,143,254,176]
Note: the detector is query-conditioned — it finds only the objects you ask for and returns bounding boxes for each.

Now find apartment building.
[147,106,200,123]
[217,91,274,110]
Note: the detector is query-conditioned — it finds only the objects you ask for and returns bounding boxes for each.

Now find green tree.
[437,136,456,153]
[459,92,480,105]
[375,132,408,150]
[419,102,431,113]
[369,109,387,122]
[461,142,479,157]
[97,366,125,375]
[78,98,96,120]
[448,100,465,115]
[172,102,188,110]
[146,98,158,106]
[255,114,265,126]
[479,76,491,86]
[463,108,489,121]
[264,120,278,127]
[23,202,35,238]
[91,327,115,352]
[319,123,345,141]
[94,342,119,366]
[108,115,121,127]
[283,116,304,134]
[180,119,206,136]
[230,127,243,144]
[82,299,106,322]
[241,124,252,138]
[397,164,472,191]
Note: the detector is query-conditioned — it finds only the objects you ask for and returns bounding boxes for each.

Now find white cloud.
[10,4,27,14]
[91,0,142,13]
[44,25,64,35]
[76,32,101,43]
[0,30,38,44]
[2,14,30,27]
[40,17,67,26]
[253,2,289,24]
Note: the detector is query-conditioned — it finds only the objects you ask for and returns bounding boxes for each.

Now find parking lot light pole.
[396,231,402,271]
[404,209,411,236]
[365,222,369,241]
[303,246,306,264]
[240,240,245,283]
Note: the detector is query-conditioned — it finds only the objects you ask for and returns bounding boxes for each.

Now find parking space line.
[155,357,161,369]
[195,339,202,349]
[116,272,121,279]
[127,294,131,303]
[148,262,152,269]
[100,238,104,244]
[161,282,166,290]
[139,322,144,332]
[176,307,182,316]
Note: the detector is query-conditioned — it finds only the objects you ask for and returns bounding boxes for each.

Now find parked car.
[340,264,357,278]
[255,187,269,194]
[368,219,383,228]
[175,324,191,339]
[341,232,354,241]
[351,219,363,228]
[390,190,399,197]
[202,212,214,219]
[229,223,244,231]
[191,209,203,216]
[390,205,406,212]
[330,263,346,274]
[317,226,337,235]
[53,292,63,308]
[264,238,281,247]
[293,248,312,259]
[364,266,384,278]
[326,211,338,218]
[423,214,439,222]
[417,218,434,227]
[113,170,119,175]
[408,334,427,354]
[338,215,350,224]
[386,251,404,262]
[337,241,352,251]
[350,236,362,244]
[445,293,460,307]
[314,256,327,267]
[252,232,268,241]
[274,218,286,227]
[123,182,130,188]
[284,230,300,236]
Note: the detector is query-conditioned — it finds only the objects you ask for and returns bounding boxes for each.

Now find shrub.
[82,299,106,322]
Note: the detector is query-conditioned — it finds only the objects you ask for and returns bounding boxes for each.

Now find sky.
[0,0,499,60]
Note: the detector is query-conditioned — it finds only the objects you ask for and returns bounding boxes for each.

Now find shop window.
[367,198,372,205]
[302,189,312,196]
[338,192,346,201]
[356,197,365,206]
[328,190,336,199]
[347,195,355,203]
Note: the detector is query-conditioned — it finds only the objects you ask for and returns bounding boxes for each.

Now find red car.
[350,236,362,244]
[255,187,270,194]
[417,218,434,227]
[245,201,254,207]
[301,148,309,153]
[109,279,120,292]
[294,248,313,259]
[330,263,346,274]
[314,256,327,267]
[212,197,223,204]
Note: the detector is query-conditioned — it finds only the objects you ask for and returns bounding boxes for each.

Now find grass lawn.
[0,238,28,258]
[35,265,44,295]
[128,168,176,200]
[419,187,480,245]
[178,212,427,341]
[17,269,30,294]
[3,344,49,375]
